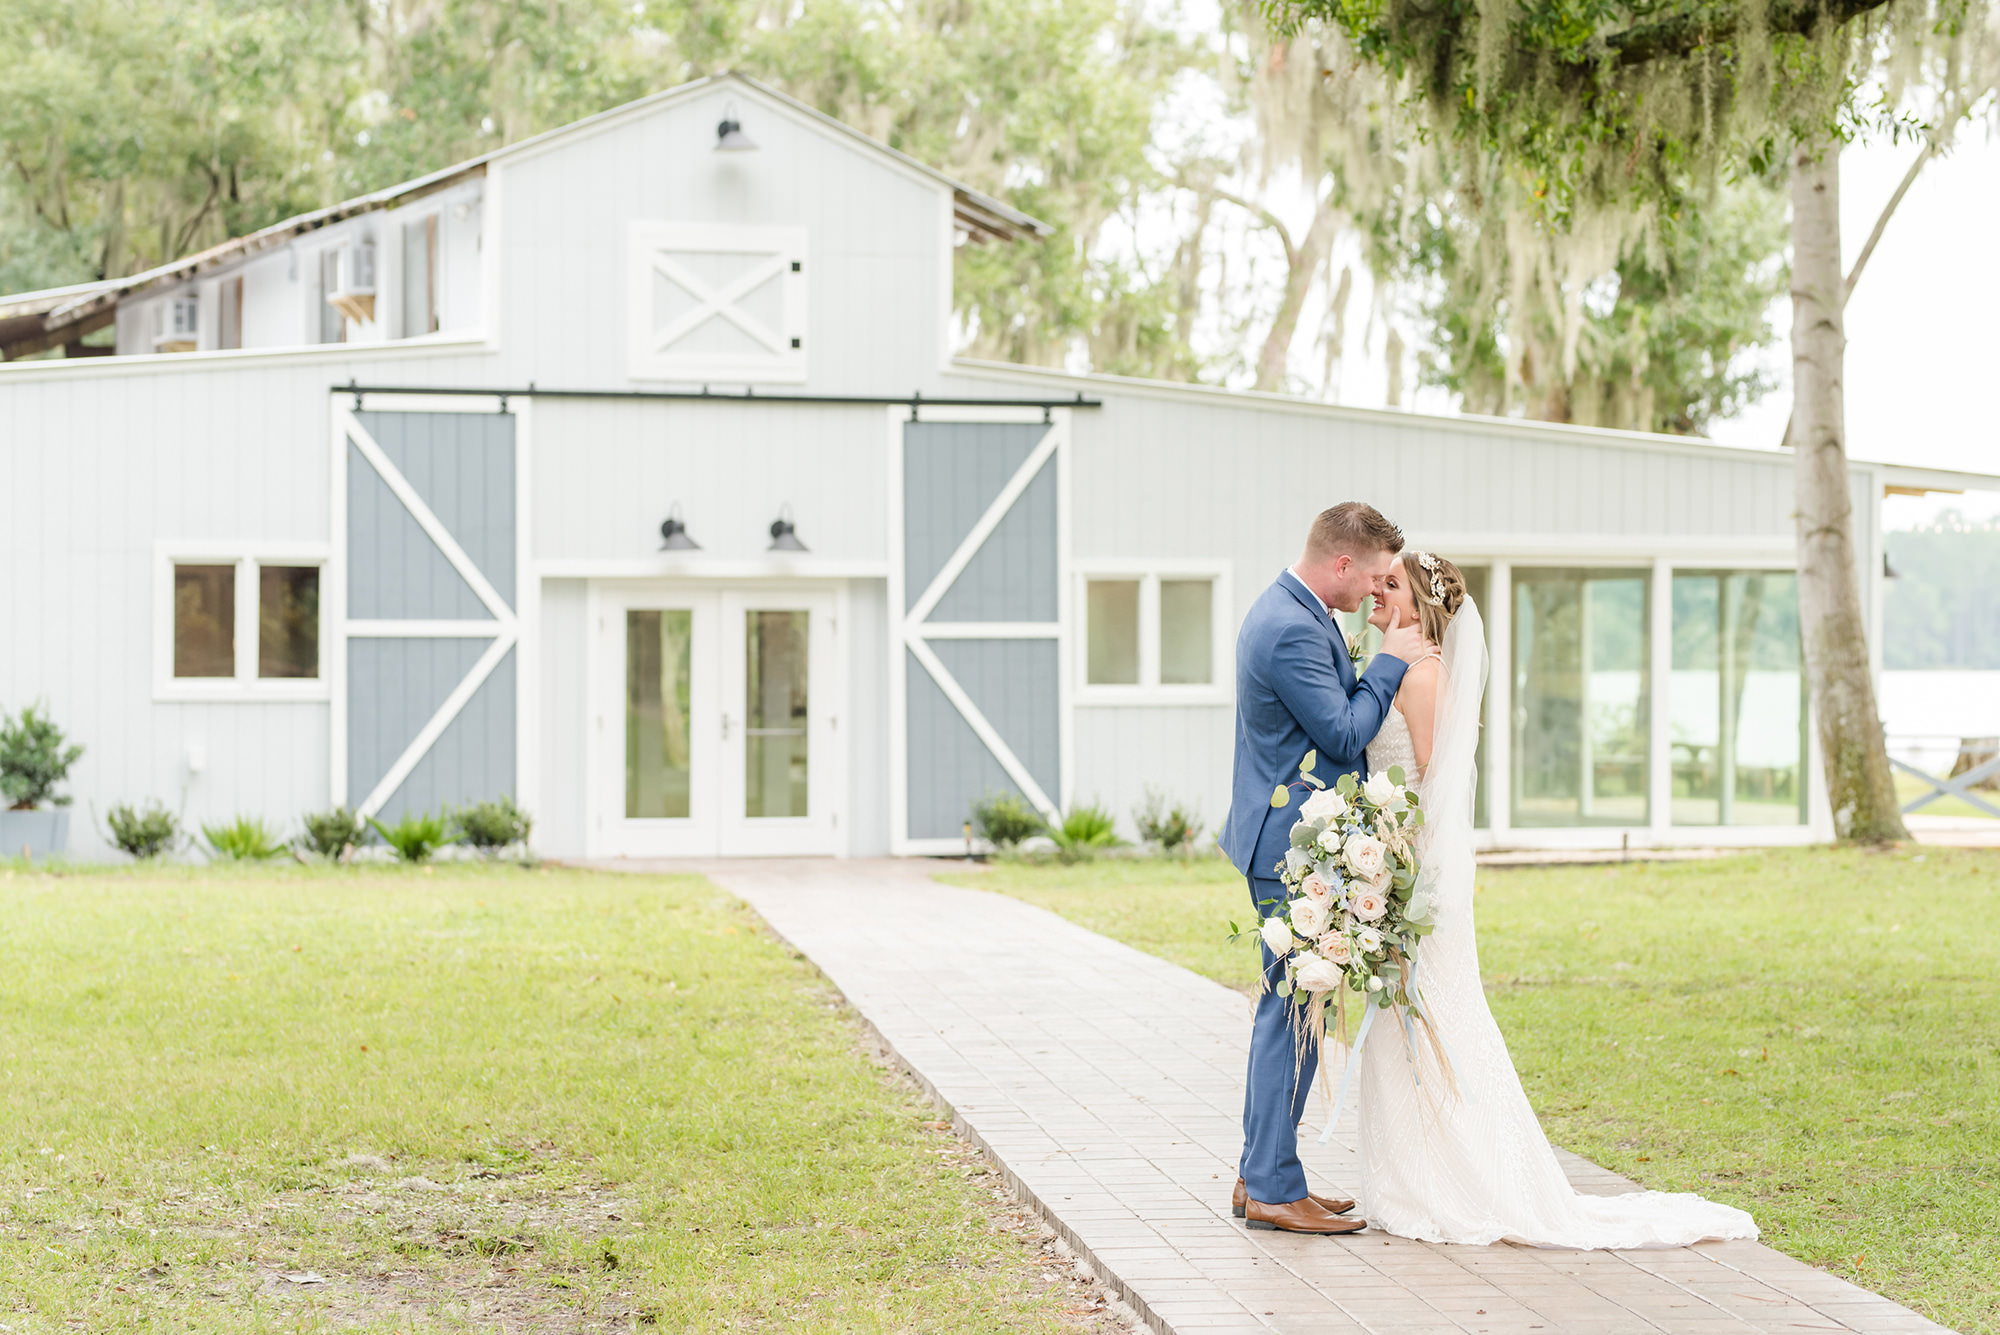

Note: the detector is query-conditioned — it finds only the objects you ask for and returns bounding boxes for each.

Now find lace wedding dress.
[1352,608,1757,1248]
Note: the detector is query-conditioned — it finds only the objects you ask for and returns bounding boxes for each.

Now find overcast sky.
[1707,130,2000,525]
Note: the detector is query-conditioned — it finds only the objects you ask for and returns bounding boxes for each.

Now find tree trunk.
[1789,142,1909,843]
[1254,200,1340,391]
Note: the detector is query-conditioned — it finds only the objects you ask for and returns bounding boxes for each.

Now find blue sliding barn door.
[896,415,1066,848]
[338,407,519,824]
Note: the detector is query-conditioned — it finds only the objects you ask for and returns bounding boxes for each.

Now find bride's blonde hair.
[1402,550,1468,647]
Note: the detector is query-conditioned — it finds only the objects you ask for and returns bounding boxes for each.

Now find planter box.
[0,808,70,859]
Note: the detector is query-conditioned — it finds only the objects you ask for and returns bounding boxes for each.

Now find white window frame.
[1072,560,1232,706]
[152,542,332,702]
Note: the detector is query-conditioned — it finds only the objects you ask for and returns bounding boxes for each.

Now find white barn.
[1,74,1987,861]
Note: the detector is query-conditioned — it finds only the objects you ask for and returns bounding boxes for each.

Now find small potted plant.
[0,702,85,858]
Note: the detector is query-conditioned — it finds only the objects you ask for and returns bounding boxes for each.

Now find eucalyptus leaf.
[1270,785,1290,809]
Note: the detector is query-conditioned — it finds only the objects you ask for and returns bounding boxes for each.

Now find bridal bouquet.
[1252,753,1459,1136]
[1260,753,1432,1010]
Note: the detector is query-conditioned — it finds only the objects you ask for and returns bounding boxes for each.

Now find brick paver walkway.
[673,858,1951,1335]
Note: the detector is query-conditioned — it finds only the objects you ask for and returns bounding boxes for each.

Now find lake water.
[1880,670,2000,771]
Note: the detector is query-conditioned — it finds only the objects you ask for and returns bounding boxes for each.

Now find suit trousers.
[1238,874,1321,1204]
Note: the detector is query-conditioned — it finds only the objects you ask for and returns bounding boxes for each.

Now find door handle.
[721,712,735,740]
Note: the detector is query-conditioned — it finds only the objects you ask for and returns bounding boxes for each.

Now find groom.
[1221,501,1424,1234]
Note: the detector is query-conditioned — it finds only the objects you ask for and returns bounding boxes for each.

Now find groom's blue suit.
[1220,569,1408,1205]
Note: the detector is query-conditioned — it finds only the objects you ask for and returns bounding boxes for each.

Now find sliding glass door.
[1511,568,1651,827]
[1670,571,1808,825]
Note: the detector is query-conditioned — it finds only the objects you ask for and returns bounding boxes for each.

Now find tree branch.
[1210,186,1299,265]
[1843,139,1933,301]
[1605,0,1894,67]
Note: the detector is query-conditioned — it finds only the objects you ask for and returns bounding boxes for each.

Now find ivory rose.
[1316,826,1343,855]
[1319,934,1353,965]
[1343,832,1388,880]
[1364,772,1400,808]
[1290,896,1331,940]
[1299,788,1348,823]
[1300,872,1333,902]
[1351,889,1388,922]
[1294,955,1344,993]
[1261,915,1296,957]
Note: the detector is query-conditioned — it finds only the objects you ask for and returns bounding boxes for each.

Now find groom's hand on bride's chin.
[1378,607,1423,665]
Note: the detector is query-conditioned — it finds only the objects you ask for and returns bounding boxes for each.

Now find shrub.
[0,702,84,810]
[971,791,1045,851]
[455,795,532,855]
[203,815,286,861]
[299,807,365,859]
[1049,803,1125,863]
[107,801,179,859]
[1133,787,1204,855]
[368,809,456,863]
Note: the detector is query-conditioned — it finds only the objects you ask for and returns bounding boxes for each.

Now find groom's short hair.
[1307,502,1403,559]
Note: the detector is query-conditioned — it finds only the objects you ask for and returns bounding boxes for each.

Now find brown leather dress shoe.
[1233,1177,1355,1218]
[1242,1195,1367,1234]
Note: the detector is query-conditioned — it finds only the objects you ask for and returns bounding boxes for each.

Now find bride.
[1353,550,1757,1248]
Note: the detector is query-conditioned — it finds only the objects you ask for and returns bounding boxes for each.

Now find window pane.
[319,250,345,344]
[173,564,235,678]
[1672,571,1806,825]
[257,566,320,678]
[626,610,693,818]
[1159,579,1214,685]
[745,610,809,819]
[1086,580,1140,685]
[1512,568,1650,827]
[403,216,436,337]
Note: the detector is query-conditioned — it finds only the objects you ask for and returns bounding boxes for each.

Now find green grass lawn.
[0,862,1105,1334]
[950,846,2000,1335]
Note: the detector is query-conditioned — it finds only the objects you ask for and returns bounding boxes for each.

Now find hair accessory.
[1415,550,1445,601]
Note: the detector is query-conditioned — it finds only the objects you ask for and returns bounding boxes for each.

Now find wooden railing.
[1889,733,2000,819]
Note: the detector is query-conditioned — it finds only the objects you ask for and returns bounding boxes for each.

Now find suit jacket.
[1219,570,1409,880]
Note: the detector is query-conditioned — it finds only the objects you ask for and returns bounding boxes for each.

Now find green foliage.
[367,809,457,863]
[105,801,178,860]
[1404,176,1789,434]
[1133,787,1204,854]
[454,795,533,854]
[0,701,84,810]
[971,792,1045,850]
[202,815,286,862]
[1047,803,1124,863]
[298,807,365,860]
[1884,513,2000,669]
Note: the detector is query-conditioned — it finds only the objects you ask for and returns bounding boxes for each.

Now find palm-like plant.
[367,809,456,863]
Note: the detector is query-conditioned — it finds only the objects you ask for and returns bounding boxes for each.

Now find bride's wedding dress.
[1353,605,1757,1248]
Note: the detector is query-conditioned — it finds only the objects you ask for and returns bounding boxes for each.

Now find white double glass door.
[591,584,839,857]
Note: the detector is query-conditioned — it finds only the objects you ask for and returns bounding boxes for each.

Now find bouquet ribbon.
[1316,1002,1379,1145]
[1315,964,1473,1146]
